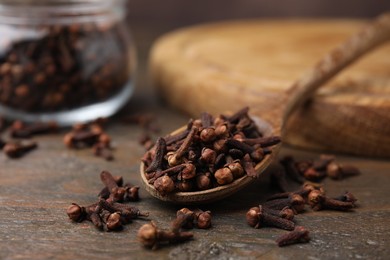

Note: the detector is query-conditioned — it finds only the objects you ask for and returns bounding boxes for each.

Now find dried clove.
[266,183,322,201]
[138,221,193,250]
[246,205,295,230]
[303,167,327,182]
[263,207,295,221]
[67,171,146,232]
[146,137,166,173]
[308,190,356,211]
[333,191,357,204]
[193,209,212,229]
[106,212,122,231]
[9,121,58,138]
[66,203,87,222]
[173,208,195,231]
[154,175,175,196]
[3,141,38,158]
[64,120,115,161]
[276,226,310,247]
[263,194,305,213]
[100,170,126,202]
[326,162,360,180]
[98,175,123,199]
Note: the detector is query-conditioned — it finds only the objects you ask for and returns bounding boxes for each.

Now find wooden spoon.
[140,13,390,204]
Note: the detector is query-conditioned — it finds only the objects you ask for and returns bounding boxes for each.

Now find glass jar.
[0,0,136,125]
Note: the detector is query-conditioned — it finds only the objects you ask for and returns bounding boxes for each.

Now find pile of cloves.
[246,180,358,247]
[66,170,147,231]
[263,152,360,248]
[63,119,115,161]
[279,154,360,185]
[142,107,281,195]
[137,207,211,249]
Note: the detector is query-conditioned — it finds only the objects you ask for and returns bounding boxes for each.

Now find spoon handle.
[282,12,390,128]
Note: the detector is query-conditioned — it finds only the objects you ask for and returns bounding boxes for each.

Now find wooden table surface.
[1,24,390,260]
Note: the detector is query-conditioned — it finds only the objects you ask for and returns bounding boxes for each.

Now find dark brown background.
[128,0,388,24]
[127,0,389,35]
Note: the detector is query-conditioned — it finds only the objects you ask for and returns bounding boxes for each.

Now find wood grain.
[0,115,390,259]
[150,19,390,157]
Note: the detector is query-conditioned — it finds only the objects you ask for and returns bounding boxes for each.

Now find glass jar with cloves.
[0,0,136,125]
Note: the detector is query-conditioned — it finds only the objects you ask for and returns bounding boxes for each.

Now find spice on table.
[308,189,356,211]
[137,221,193,250]
[276,226,310,247]
[173,208,195,231]
[66,170,147,231]
[265,183,322,202]
[100,171,126,202]
[137,207,211,250]
[173,208,212,230]
[142,107,281,195]
[193,209,212,229]
[246,164,360,247]
[63,120,115,161]
[333,191,357,204]
[326,162,360,180]
[9,121,58,138]
[246,205,295,230]
[263,194,305,214]
[3,140,38,158]
[280,154,360,183]
[66,203,88,222]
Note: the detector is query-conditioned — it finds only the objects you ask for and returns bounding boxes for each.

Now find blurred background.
[124,0,389,106]
[128,0,388,25]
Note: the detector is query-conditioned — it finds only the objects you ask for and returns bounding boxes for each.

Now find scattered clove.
[193,209,212,229]
[138,221,193,250]
[63,120,115,161]
[326,162,360,180]
[3,140,38,158]
[308,190,356,211]
[100,170,126,202]
[67,170,146,232]
[9,120,58,138]
[263,194,305,214]
[246,205,295,230]
[276,226,310,247]
[333,191,357,204]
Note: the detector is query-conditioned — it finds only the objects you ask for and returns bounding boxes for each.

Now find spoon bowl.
[140,13,390,204]
[140,116,277,204]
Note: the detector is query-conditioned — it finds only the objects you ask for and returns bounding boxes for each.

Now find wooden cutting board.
[149,19,390,158]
